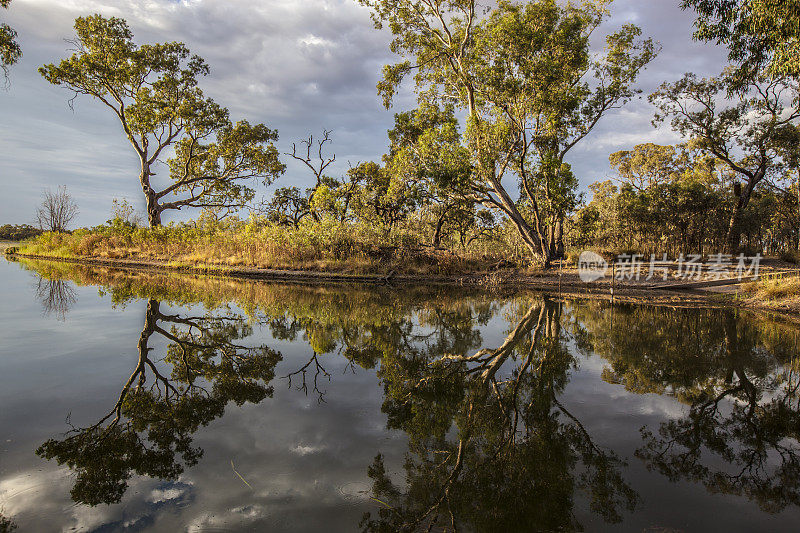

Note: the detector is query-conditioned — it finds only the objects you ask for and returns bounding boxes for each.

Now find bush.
[780,250,799,264]
[17,217,513,275]
[0,224,43,241]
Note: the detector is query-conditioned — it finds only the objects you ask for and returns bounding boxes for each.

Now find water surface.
[1,257,799,532]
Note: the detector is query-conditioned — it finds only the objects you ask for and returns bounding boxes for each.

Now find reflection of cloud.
[291,443,326,456]
[0,468,196,533]
[0,467,69,517]
[187,504,268,533]
[147,481,194,505]
[0,468,117,532]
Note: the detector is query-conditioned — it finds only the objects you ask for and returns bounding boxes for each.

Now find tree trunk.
[726,178,757,254]
[554,217,564,259]
[145,190,162,227]
[465,87,550,267]
[725,170,767,254]
[506,203,550,267]
[726,200,743,254]
[432,211,446,248]
[489,178,551,267]
[140,162,162,228]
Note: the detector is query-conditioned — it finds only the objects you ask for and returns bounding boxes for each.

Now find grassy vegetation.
[15,218,529,276]
[741,275,800,312]
[0,241,17,253]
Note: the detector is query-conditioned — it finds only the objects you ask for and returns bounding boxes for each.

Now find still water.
[1,257,800,532]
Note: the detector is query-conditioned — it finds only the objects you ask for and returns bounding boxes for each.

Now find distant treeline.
[0,224,43,241]
[569,143,800,258]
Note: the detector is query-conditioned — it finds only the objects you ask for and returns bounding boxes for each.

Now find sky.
[0,0,729,227]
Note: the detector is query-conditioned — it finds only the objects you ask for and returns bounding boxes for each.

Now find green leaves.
[683,0,800,78]
[0,0,21,78]
[41,14,285,226]
[362,0,657,263]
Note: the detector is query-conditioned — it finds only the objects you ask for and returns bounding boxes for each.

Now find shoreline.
[7,250,800,323]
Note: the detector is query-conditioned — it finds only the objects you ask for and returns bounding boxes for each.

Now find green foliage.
[262,186,310,227]
[572,137,800,256]
[359,0,657,264]
[0,224,42,241]
[682,0,800,78]
[39,15,284,226]
[0,0,21,80]
[650,63,799,251]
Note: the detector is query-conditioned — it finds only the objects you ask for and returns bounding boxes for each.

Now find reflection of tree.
[0,514,16,533]
[267,293,497,403]
[25,259,800,522]
[36,299,281,506]
[573,302,800,512]
[361,299,637,532]
[35,276,77,321]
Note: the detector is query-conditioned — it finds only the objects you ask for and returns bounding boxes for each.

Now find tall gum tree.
[357,0,656,266]
[40,15,285,227]
[681,0,800,251]
[650,69,799,253]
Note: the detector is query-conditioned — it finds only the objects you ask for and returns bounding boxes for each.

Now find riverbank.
[9,226,800,316]
[8,250,800,321]
[13,222,522,277]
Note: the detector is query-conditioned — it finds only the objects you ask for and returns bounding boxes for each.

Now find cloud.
[0,0,730,225]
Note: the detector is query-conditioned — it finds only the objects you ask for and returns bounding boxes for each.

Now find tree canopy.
[0,0,21,80]
[682,0,800,78]
[650,66,799,252]
[358,0,656,265]
[40,15,285,227]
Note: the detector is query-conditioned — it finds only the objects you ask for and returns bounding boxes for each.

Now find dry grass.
[16,220,518,276]
[740,275,800,312]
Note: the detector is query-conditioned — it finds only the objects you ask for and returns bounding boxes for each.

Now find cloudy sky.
[0,0,728,227]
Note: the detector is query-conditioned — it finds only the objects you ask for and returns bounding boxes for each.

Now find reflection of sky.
[1,258,800,532]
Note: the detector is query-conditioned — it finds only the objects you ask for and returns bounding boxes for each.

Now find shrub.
[780,250,799,264]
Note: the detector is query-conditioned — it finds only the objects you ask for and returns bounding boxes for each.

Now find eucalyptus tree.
[286,130,336,222]
[682,0,800,79]
[608,143,720,191]
[358,0,656,266]
[40,15,285,227]
[384,103,475,247]
[0,0,20,80]
[261,186,311,228]
[650,69,799,252]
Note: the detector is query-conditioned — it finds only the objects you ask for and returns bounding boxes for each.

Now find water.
[1,256,799,532]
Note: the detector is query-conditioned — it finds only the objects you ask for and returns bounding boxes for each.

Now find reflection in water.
[14,258,800,530]
[36,298,281,506]
[362,299,636,532]
[0,514,16,533]
[573,303,800,512]
[35,276,76,321]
